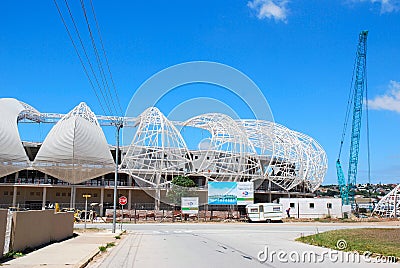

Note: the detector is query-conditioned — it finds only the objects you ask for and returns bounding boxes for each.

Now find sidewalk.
[1,230,117,268]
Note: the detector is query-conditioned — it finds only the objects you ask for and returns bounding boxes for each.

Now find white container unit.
[279,198,343,219]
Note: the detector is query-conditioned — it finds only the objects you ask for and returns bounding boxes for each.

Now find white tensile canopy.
[33,102,115,184]
[0,98,31,178]
[0,98,328,191]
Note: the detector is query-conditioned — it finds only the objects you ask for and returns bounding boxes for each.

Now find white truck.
[246,203,283,222]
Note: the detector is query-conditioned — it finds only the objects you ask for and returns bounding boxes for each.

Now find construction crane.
[336,30,369,206]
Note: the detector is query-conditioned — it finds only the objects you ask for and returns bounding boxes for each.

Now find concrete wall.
[1,186,15,205]
[0,209,7,256]
[279,198,343,218]
[11,210,74,252]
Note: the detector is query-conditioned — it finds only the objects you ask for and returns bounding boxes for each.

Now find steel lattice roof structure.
[373,184,400,218]
[0,98,327,192]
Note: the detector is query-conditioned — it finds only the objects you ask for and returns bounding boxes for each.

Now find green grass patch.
[99,242,116,252]
[106,242,115,248]
[296,228,400,259]
[3,251,25,259]
[114,235,121,239]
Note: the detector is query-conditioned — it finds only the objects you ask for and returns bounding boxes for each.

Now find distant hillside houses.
[316,183,398,199]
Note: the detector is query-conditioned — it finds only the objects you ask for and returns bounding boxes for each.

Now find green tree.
[171,176,196,187]
[166,176,196,207]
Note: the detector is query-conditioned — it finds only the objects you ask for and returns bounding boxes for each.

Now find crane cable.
[365,64,371,185]
[338,54,357,159]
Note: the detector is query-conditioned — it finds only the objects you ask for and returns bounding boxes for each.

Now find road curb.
[78,231,126,268]
[78,248,101,268]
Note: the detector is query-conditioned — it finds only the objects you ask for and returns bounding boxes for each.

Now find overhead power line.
[79,0,117,115]
[53,0,123,117]
[53,0,107,116]
[63,0,113,116]
[89,0,123,115]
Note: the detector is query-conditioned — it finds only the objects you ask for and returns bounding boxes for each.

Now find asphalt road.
[81,222,399,268]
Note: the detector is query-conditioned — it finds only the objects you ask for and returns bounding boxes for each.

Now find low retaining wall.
[11,210,74,252]
[0,209,7,256]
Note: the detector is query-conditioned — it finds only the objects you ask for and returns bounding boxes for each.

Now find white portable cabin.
[246,203,283,222]
[279,198,343,219]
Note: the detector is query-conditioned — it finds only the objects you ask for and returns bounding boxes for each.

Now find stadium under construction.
[0,98,328,215]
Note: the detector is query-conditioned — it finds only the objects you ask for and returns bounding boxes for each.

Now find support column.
[268,180,272,202]
[128,175,133,187]
[14,172,19,183]
[70,186,76,209]
[155,187,160,211]
[44,174,48,184]
[100,188,104,217]
[42,187,47,210]
[128,189,132,211]
[12,186,17,207]
[101,175,105,186]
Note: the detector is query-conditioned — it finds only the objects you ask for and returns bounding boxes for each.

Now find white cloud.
[351,0,400,13]
[247,0,289,23]
[368,80,400,113]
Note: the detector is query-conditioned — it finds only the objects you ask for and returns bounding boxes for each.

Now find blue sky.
[1,1,399,185]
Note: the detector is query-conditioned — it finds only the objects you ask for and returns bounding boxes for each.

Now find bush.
[106,242,115,248]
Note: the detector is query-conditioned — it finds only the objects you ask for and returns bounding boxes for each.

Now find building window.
[107,194,112,198]
[309,203,315,209]
[56,192,60,197]
[94,193,98,197]
[4,191,8,196]
[290,203,295,208]
[68,193,71,197]
[36,192,40,196]
[327,203,332,209]
[17,192,20,196]
[62,193,66,197]
[30,192,34,196]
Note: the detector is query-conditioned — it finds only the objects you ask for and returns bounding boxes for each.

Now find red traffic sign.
[119,196,128,206]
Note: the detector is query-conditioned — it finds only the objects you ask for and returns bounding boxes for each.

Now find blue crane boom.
[337,30,368,205]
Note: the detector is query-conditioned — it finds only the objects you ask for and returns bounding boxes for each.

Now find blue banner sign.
[207,182,238,205]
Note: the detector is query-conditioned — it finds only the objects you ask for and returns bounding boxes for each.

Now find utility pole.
[112,118,123,233]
